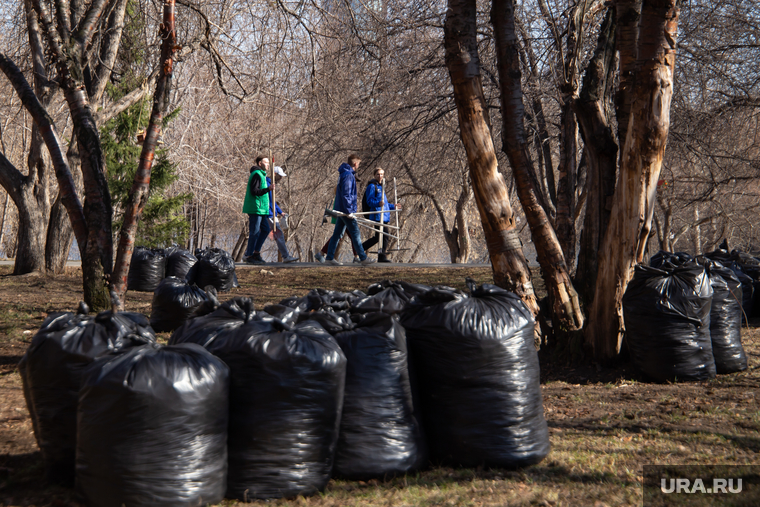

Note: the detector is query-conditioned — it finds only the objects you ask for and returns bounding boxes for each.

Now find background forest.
[2,0,756,266]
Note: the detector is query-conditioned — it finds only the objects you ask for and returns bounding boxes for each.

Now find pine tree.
[101,98,192,248]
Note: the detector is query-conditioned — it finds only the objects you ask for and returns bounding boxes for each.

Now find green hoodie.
[242,168,270,215]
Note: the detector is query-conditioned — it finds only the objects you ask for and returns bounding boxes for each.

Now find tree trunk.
[555,104,578,272]
[232,223,247,261]
[46,141,82,273]
[615,0,641,148]
[9,0,54,275]
[491,0,584,331]
[573,6,618,304]
[444,0,539,315]
[585,0,680,360]
[111,0,177,305]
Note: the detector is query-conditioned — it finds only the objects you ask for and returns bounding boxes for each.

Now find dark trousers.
[362,222,389,254]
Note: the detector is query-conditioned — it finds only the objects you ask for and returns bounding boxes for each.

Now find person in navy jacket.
[324,154,375,265]
[361,167,399,262]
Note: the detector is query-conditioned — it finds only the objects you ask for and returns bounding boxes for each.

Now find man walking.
[361,167,398,263]
[324,154,375,266]
[242,155,273,264]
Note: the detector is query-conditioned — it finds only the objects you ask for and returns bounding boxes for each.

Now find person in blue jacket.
[361,167,399,263]
[324,154,375,266]
[265,166,298,262]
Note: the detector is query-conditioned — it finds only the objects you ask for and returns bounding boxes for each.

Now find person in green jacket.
[242,155,273,264]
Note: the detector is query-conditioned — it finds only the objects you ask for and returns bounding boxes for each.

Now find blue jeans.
[326,216,366,261]
[245,214,271,257]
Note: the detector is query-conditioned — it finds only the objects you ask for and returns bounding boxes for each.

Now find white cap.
[273,166,287,177]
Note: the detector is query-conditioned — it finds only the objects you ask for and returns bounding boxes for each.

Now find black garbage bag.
[400,282,549,468]
[351,280,432,315]
[186,247,238,292]
[297,309,355,335]
[650,250,693,270]
[127,247,166,292]
[333,312,426,479]
[18,304,155,484]
[76,343,229,507]
[150,277,209,332]
[164,246,197,280]
[698,260,747,374]
[169,298,347,499]
[727,262,754,324]
[623,262,716,382]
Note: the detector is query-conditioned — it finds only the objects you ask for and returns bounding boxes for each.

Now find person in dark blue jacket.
[325,154,375,265]
[361,167,398,263]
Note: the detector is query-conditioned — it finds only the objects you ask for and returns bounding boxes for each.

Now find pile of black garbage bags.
[623,249,749,382]
[20,279,550,505]
[126,246,240,332]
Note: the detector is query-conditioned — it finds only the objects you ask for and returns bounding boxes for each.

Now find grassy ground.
[0,265,757,506]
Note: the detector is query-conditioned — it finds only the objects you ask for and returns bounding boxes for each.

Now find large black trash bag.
[622,262,716,382]
[18,304,155,484]
[333,312,426,479]
[696,259,747,374]
[351,280,432,315]
[650,250,693,270]
[399,282,549,468]
[186,247,238,292]
[164,246,197,280]
[150,277,209,332]
[76,343,229,507]
[170,298,347,499]
[127,246,166,292]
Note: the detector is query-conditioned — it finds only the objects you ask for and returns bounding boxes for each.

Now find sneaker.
[352,256,361,263]
[315,251,325,263]
[326,258,343,266]
[378,253,391,263]
[249,253,265,265]
[360,256,376,266]
[283,255,299,263]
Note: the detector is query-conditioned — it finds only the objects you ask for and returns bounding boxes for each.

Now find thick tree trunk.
[573,6,618,304]
[585,0,680,360]
[444,0,539,315]
[10,0,53,275]
[111,0,177,306]
[0,53,88,261]
[491,0,584,331]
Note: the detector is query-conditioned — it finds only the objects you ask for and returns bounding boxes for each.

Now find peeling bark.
[573,6,618,304]
[585,0,680,360]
